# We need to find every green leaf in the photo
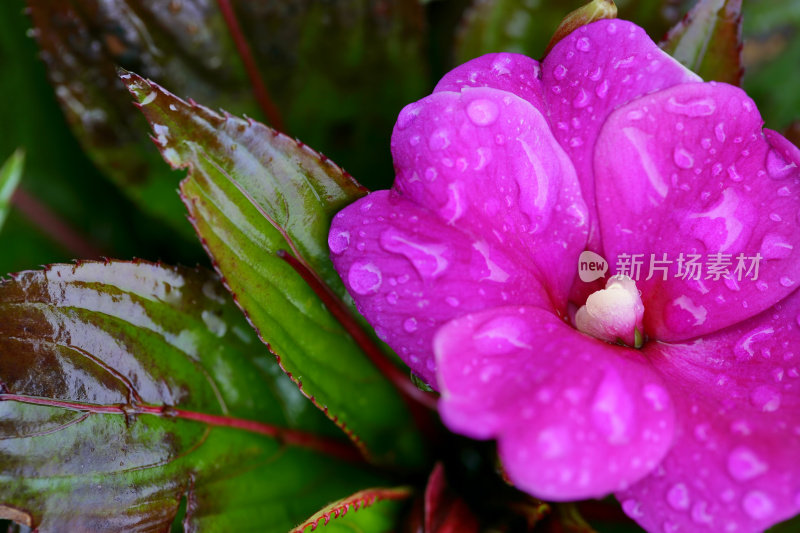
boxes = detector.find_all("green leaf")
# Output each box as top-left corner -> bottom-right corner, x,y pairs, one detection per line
0,149 -> 24,231
0,1 -> 201,273
661,0 -> 744,85
290,487 -> 412,533
122,73 -> 428,469
0,260 -> 384,531
27,0 -> 427,214
25,0 -> 260,238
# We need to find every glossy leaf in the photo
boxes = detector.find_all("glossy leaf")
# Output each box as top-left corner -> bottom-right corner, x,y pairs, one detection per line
291,487 -> 412,533
0,1 -> 201,274
27,0 -> 426,209
122,73 -> 428,469
0,149 -> 24,231
0,260 -> 384,531
25,0 -> 261,238
661,0 -> 743,85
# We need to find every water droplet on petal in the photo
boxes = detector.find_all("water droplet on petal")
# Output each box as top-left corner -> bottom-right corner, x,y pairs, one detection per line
403,317 -> 418,332
573,88 -> 591,109
715,123 -> 726,142
673,146 -> 694,169
397,103 -> 421,130
467,99 -> 499,126
742,491 -> 775,520
348,261 -> 382,295
591,371 -> 633,444
727,446 -> 768,481
329,230 -> 350,254
596,79 -> 609,98
472,315 -> 531,355
666,483 -> 690,510
759,233 -> 793,259
429,129 -> 451,150
642,384 -> 670,412
576,37 -> 591,51
666,96 -> 716,117
380,228 -> 450,280
691,501 -> 713,525
750,385 -> 781,412
767,149 -> 797,179
553,64 -> 567,80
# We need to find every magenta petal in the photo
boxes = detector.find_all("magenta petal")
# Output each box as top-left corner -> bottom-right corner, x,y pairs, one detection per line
433,52 -> 547,114
542,19 -> 700,250
618,291 -> 800,532
435,306 -> 675,500
329,190 -> 552,385
392,86 -> 588,310
595,81 -> 800,341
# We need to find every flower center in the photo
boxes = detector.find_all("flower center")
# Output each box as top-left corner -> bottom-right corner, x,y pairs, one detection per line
575,275 -> 644,348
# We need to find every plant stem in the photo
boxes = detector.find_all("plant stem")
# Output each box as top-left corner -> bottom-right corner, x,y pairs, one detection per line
216,0 -> 285,131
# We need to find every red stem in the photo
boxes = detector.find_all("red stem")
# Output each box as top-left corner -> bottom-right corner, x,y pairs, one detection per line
1,393 -> 363,463
216,0 -> 285,131
277,250 -> 438,412
11,188 -> 106,260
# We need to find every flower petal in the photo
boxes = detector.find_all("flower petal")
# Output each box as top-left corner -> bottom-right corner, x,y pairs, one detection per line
433,52 -> 546,113
435,306 -> 675,500
391,86 -> 588,310
618,290 -> 800,532
595,81 -> 800,341
542,19 -> 700,251
329,190 -> 551,385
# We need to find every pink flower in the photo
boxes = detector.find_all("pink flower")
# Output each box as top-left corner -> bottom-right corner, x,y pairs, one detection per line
329,19 -> 800,532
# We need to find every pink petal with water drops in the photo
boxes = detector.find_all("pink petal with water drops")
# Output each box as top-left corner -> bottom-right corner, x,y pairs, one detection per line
542,19 -> 700,252
329,190 -> 552,386
433,52 -> 547,114
594,81 -> 800,342
434,306 -> 675,500
391,86 -> 588,311
618,289 -> 800,532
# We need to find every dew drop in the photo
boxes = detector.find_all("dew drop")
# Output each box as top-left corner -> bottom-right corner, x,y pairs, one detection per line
750,385 -> 781,412
573,88 -> 590,109
666,483 -> 690,510
767,149 -> 797,179
759,233 -> 793,259
727,446 -> 768,481
576,37 -> 591,52
467,99 -> 500,126
673,146 -> 694,169
742,491 -> 775,520
553,64 -> 568,80
348,261 -> 382,295
329,230 -> 350,255
403,317 -> 418,333
715,122 -> 726,142
596,79 -> 609,98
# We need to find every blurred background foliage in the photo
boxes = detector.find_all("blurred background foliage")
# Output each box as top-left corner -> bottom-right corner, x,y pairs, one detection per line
0,0 -> 797,277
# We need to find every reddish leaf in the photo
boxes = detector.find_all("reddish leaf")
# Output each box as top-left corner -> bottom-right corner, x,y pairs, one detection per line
424,464 -> 480,533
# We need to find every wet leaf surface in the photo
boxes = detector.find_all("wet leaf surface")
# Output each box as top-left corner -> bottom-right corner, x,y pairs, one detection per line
123,73 -> 428,469
0,260 -> 383,531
